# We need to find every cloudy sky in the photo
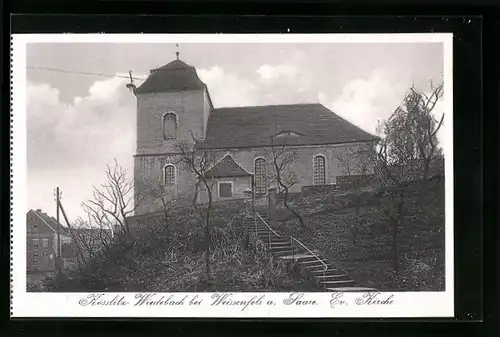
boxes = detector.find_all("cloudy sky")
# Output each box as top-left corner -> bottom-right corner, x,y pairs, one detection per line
27,42 -> 445,220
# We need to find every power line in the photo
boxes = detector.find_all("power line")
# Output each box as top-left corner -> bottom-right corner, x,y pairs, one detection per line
27,66 -> 146,81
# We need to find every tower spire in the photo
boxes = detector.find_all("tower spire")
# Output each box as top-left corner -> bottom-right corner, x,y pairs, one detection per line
175,44 -> 180,60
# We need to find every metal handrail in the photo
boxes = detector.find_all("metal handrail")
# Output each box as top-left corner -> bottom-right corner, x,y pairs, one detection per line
255,212 -> 328,291
256,213 -> 280,237
290,236 -> 328,272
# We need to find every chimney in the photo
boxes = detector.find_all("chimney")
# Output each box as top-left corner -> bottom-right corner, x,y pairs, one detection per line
36,209 -> 42,212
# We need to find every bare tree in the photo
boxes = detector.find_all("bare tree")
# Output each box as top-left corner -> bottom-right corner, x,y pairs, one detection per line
336,145 -> 376,244
143,176 -> 179,234
67,217 -> 112,265
82,159 -> 146,237
374,82 -> 444,273
175,136 -> 217,278
57,200 -> 112,269
267,136 -> 305,228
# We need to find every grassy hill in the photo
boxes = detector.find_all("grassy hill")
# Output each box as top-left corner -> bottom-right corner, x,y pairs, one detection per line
36,205 -> 318,292
273,180 -> 445,291
32,181 -> 445,293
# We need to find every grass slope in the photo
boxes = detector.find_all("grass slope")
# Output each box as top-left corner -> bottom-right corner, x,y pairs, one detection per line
35,207 -> 318,292
274,181 -> 445,291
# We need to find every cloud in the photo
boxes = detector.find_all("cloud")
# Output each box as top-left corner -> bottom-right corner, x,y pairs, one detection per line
321,70 -> 447,151
319,69 -> 410,135
27,76 -> 137,219
256,64 -> 299,82
198,66 -> 258,107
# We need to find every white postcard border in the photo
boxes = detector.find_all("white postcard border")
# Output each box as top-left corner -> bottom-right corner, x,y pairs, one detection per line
11,33 -> 454,318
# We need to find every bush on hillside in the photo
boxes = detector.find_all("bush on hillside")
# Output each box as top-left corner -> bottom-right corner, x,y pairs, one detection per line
42,207 -> 300,292
274,181 -> 445,291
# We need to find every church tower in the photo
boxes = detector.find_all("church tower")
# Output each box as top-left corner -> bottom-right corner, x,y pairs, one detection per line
133,54 -> 213,214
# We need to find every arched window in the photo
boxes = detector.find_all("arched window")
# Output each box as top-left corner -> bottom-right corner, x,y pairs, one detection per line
313,155 -> 326,185
163,164 -> 176,185
163,112 -> 178,140
254,158 -> 267,195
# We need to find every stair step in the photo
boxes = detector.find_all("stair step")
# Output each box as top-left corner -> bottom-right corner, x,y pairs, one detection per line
270,240 -> 290,244
315,274 -> 347,279
273,251 -> 294,256
309,266 -> 339,273
318,276 -> 352,283
270,242 -> 291,246
294,256 -> 324,262
299,259 -> 328,264
302,263 -> 329,269
326,287 -> 377,292
257,231 -> 278,236
271,246 -> 292,251
320,280 -> 356,286
278,253 -> 317,260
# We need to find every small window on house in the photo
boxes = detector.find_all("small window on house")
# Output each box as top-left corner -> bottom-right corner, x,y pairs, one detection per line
219,182 -> 233,198
32,253 -> 39,263
163,112 -> 178,140
254,158 -> 267,195
313,155 -> 326,185
32,224 -> 38,231
32,239 -> 39,248
163,164 -> 176,185
42,239 -> 49,248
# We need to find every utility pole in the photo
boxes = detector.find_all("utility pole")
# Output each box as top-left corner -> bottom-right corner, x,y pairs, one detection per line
55,187 -> 62,274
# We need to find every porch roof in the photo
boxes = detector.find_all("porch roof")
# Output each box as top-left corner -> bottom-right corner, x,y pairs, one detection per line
203,155 -> 252,179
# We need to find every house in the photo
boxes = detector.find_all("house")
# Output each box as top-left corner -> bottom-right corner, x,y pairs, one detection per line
26,209 -> 72,273
27,209 -> 113,273
132,57 -> 379,214
66,227 -> 113,258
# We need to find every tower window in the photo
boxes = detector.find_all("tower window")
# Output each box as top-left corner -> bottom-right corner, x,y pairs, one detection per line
163,164 -> 176,185
313,155 -> 326,185
254,158 -> 267,195
163,112 -> 178,140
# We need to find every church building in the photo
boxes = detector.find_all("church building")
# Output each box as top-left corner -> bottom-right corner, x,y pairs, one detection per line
132,56 -> 379,215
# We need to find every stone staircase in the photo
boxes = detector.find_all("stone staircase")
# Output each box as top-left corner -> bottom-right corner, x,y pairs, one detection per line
241,212 -> 376,292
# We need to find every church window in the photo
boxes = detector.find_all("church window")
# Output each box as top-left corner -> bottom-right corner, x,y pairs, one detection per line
163,112 -> 178,140
254,158 -> 267,195
163,164 -> 176,185
313,155 -> 326,185
219,182 -> 233,198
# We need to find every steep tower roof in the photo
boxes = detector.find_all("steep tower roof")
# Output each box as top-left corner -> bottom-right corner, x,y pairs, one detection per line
135,59 -> 207,94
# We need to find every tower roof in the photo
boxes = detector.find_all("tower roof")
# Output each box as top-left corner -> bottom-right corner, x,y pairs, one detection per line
135,59 -> 207,94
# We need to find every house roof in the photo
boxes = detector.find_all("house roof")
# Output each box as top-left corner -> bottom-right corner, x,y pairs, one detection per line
135,59 -> 207,94
29,209 -> 70,235
198,103 -> 379,149
203,154 -> 252,179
